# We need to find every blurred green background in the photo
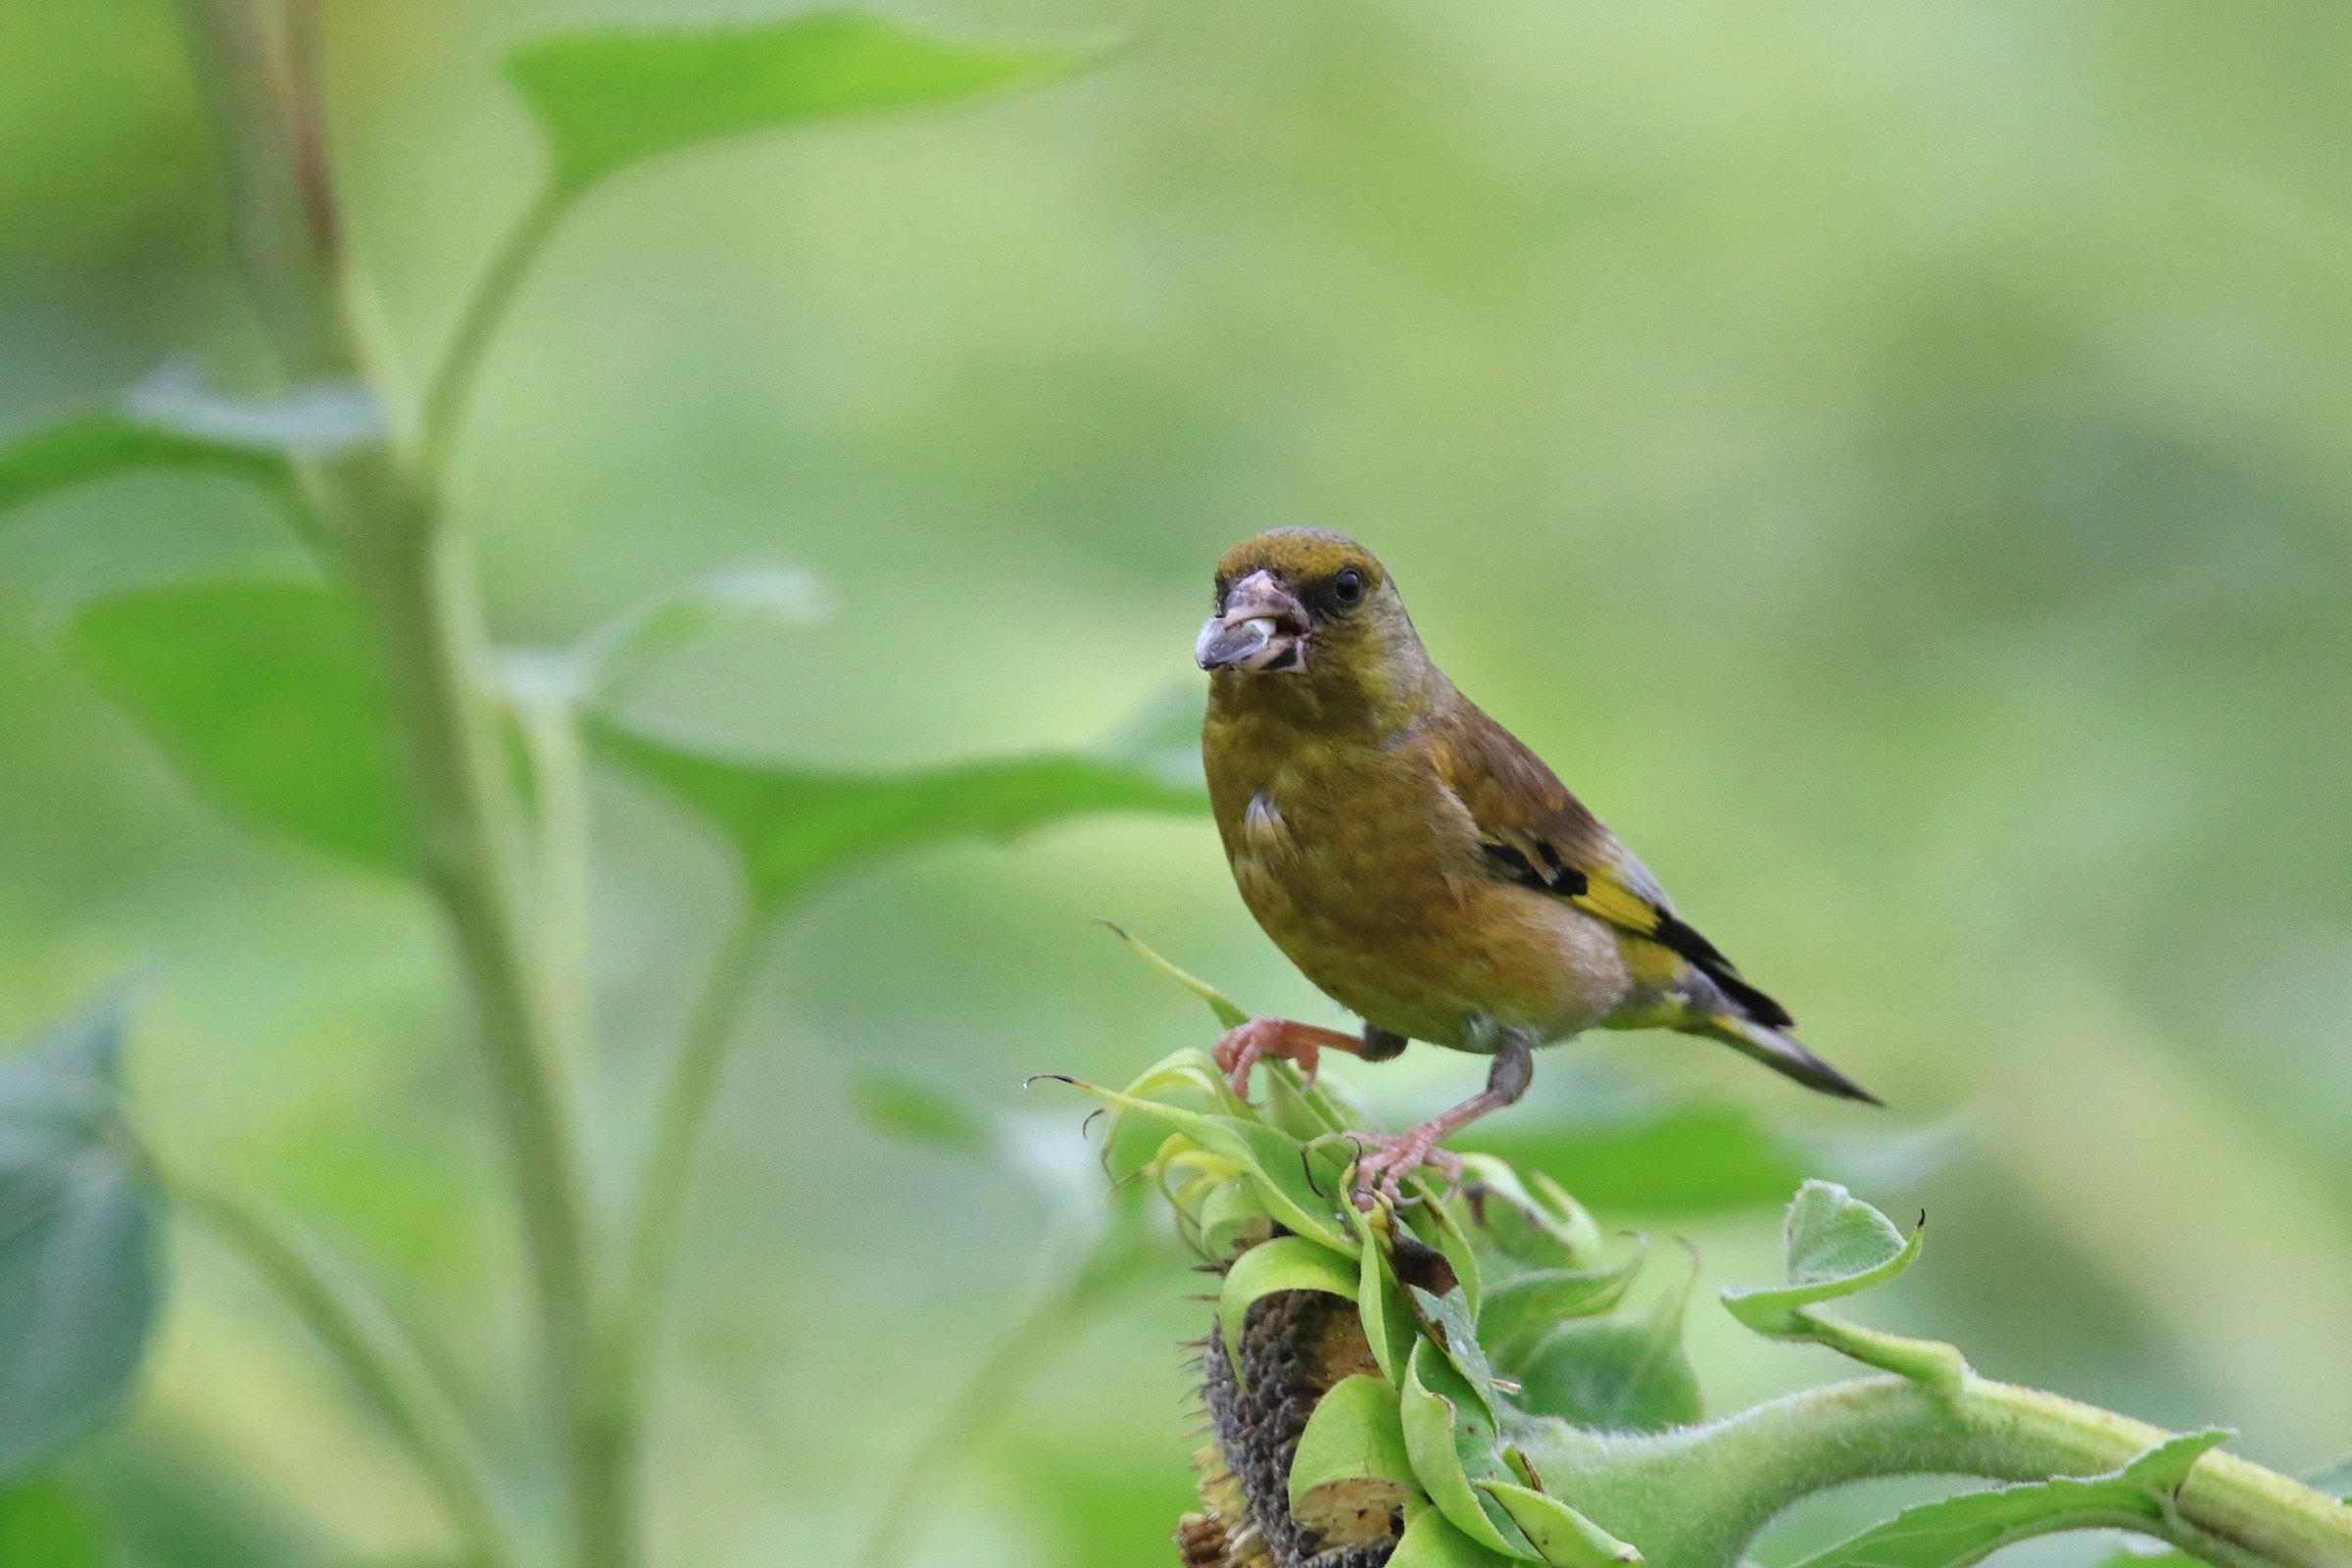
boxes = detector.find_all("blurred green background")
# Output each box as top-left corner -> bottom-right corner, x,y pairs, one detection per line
4,0 -> 2350,1564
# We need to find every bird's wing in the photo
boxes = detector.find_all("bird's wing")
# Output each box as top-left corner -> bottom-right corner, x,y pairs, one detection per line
1428,706 -> 1794,1029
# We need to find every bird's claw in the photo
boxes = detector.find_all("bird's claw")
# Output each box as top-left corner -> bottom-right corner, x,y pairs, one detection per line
1347,1130 -> 1464,1211
1213,1016 -> 1322,1102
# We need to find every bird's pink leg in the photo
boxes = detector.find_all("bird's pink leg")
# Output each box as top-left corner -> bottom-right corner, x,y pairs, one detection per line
1213,1016 -> 1369,1101
1351,1038 -> 1534,1209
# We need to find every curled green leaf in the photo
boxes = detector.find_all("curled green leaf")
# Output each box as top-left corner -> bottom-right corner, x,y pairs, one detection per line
1720,1182 -> 1966,1390
1720,1181 -> 1923,1336
1458,1156 -> 1604,1271
1390,1503 -> 1518,1568
1218,1236 -> 1358,1384
1476,1480 -> 1642,1568
1289,1373 -> 1415,1507
1401,1341 -> 1539,1559
1509,1253 -> 1703,1434
1479,1247 -> 1649,1375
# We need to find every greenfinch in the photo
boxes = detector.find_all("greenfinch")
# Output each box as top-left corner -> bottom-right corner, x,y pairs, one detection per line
1195,527 -> 1876,1204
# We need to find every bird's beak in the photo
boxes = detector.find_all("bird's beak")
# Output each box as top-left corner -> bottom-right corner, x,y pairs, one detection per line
1196,569 -> 1308,673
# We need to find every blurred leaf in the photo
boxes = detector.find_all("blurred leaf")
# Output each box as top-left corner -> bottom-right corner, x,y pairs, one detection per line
511,564 -> 832,713
849,1072 -> 993,1156
0,366 -> 384,522
70,580 -> 412,875
1094,681 -> 1206,791
122,365 -> 386,457
0,999 -> 162,1479
1101,922 -> 1248,1030
0,412 -> 288,517
1511,1256 -> 1703,1434
506,13 -> 1097,200
1459,1105 -> 1809,1217
0,1475 -> 107,1568
596,720 -> 1206,908
1788,1431 -> 2230,1568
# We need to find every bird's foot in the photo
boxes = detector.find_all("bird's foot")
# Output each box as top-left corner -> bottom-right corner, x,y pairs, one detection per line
1347,1127 -> 1466,1211
1213,1016 -> 1358,1102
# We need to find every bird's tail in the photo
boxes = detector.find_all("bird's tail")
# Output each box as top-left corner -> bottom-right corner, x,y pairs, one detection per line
1700,1011 -> 1883,1105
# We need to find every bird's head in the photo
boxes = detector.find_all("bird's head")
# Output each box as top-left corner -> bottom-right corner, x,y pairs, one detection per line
1197,528 -> 1432,720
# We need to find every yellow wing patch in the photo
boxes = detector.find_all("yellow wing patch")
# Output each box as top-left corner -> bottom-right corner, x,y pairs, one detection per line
1569,871 -> 1663,938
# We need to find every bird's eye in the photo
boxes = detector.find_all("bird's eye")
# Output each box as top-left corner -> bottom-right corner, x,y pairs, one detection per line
1332,567 -> 1365,605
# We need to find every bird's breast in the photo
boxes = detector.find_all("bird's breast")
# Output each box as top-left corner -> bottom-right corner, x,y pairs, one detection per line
1204,711 -> 1631,1049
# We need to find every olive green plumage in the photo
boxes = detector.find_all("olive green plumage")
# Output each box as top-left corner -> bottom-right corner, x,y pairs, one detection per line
1196,526 -> 1876,1107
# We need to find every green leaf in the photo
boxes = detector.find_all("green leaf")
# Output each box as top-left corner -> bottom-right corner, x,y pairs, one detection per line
595,720 -> 1206,908
1289,1373 -> 1415,1507
531,565 -> 831,710
0,368 -> 380,523
1410,1286 -> 1500,1425
1788,1431 -> 2231,1568
1479,1249 -> 1649,1375
506,13 -> 1097,200
1101,924 -> 1248,1030
0,999 -> 163,1478
1352,1208 -> 1419,1383
1510,1257 -> 1703,1434
1401,1341 -> 1539,1559
1390,1504 -> 1517,1568
1457,1156 -> 1605,1271
848,1073 -> 991,1156
1475,1480 -> 1642,1568
69,581 -> 412,875
1719,1182 -> 1967,1388
1720,1181 -> 1923,1336
1460,1104 -> 1811,1217
1218,1236 -> 1357,1383
0,413 -> 286,517
0,1476 -> 108,1568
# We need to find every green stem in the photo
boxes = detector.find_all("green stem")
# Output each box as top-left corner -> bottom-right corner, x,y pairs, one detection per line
422,187 -> 564,469
169,1174 -> 519,1568
625,902 -> 775,1339
852,1244 -> 1093,1568
1519,1373 -> 2352,1568
516,694 -> 600,1095
171,8 -> 638,1563
336,493 -> 635,1568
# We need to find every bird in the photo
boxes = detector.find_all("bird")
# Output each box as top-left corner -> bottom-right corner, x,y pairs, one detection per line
1194,526 -> 1877,1206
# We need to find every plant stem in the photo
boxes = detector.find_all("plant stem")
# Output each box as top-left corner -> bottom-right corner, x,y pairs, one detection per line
1519,1372 -> 2352,1568
170,7 -> 638,1562
853,1283 -> 1088,1568
422,187 -> 564,469
170,1175 -> 521,1568
625,902 -> 774,1339
336,489 -> 636,1568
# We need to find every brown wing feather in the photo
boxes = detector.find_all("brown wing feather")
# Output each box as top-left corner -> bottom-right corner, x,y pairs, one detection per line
1428,700 -> 1794,1030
